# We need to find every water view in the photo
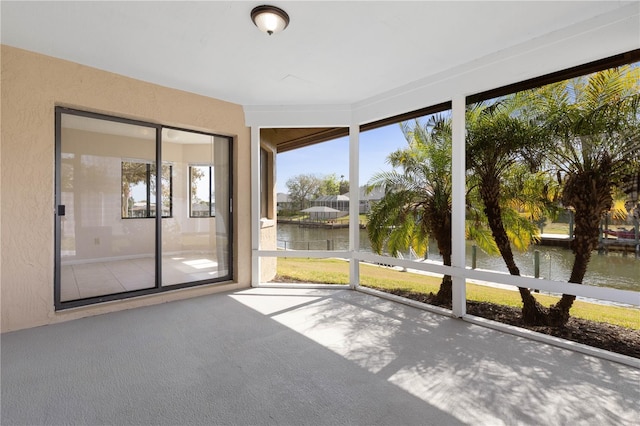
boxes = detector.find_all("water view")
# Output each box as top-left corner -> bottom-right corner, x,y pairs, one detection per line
277,223 -> 640,292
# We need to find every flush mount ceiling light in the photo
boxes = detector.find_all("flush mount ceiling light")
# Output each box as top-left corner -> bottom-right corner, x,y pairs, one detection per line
251,5 -> 290,35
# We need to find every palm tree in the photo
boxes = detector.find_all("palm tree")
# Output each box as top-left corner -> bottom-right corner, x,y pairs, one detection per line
536,65 -> 640,326
466,100 -> 551,325
121,162 -> 171,217
500,163 -> 562,233
465,165 -> 554,256
121,162 -> 149,217
465,187 -> 501,256
367,115 -> 453,304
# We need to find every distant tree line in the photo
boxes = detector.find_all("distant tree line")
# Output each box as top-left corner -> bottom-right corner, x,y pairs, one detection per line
285,173 -> 349,210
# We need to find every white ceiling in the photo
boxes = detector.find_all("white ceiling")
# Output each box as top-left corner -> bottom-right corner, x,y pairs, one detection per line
1,1 -> 637,109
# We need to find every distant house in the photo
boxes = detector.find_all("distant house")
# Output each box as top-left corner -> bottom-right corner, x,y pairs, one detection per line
301,206 -> 342,220
344,186 -> 385,213
191,202 -> 213,217
312,194 -> 349,212
306,187 -> 385,215
277,193 -> 293,212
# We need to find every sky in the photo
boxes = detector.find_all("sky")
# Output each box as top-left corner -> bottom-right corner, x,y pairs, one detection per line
276,122 -> 409,194
130,122 -> 408,202
129,118 -> 427,198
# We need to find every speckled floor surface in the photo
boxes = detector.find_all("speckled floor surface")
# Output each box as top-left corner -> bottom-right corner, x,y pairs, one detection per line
2,288 -> 638,425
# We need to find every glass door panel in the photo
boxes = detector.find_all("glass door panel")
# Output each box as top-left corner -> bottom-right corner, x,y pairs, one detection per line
58,112 -> 157,302
161,129 -> 231,286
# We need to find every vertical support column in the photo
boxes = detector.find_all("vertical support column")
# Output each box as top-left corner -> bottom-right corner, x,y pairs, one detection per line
251,126 -> 261,287
451,95 -> 466,317
214,137 -> 231,275
155,127 -> 162,289
349,122 -> 360,289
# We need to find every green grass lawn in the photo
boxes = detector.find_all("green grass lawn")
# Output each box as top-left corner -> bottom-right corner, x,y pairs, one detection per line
275,257 -> 640,330
541,222 -> 571,235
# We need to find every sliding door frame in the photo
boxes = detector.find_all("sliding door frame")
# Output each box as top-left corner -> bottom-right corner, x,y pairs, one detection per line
54,107 -> 233,310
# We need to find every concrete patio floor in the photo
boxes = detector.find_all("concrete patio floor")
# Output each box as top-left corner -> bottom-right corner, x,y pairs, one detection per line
2,287 -> 639,425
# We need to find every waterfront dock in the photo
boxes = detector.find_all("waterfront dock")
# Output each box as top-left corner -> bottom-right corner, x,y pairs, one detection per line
599,238 -> 640,255
537,233 -> 639,256
277,218 -> 365,229
538,233 -> 572,248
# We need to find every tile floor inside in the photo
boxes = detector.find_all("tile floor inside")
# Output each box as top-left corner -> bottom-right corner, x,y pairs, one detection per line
61,253 -> 226,301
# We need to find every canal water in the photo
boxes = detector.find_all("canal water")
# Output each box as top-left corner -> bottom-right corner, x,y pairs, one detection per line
277,223 -> 640,292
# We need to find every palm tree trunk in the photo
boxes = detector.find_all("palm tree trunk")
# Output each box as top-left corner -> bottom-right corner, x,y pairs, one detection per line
480,175 -> 520,274
549,177 -> 607,326
435,251 -> 452,305
122,184 -> 130,218
433,220 -> 452,305
480,174 -> 548,325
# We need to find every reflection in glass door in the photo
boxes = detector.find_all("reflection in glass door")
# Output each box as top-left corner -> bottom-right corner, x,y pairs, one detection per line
55,108 -> 233,308
56,111 -> 157,303
161,129 -> 231,286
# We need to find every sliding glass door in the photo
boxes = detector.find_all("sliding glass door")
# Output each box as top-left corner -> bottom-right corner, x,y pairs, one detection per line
55,108 -> 232,309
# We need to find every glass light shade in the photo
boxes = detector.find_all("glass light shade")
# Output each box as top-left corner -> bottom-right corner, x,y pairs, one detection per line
251,5 -> 289,35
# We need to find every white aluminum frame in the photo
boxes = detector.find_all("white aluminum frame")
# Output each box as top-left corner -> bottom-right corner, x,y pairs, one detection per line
451,95 -> 467,317
252,110 -> 640,308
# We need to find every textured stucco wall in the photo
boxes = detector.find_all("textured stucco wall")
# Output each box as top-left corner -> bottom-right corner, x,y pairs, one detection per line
260,223 -> 278,282
0,45 -> 251,332
259,141 -> 278,282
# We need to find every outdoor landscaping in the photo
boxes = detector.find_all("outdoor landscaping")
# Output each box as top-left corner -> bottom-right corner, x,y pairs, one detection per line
274,64 -> 640,358
273,257 -> 640,358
